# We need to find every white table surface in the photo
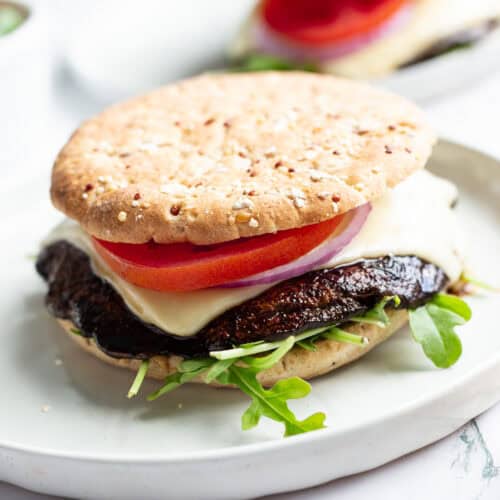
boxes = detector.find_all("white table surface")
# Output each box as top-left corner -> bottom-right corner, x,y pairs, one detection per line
2,1 -> 500,498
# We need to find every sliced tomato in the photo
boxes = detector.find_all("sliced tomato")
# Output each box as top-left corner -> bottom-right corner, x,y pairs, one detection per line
92,216 -> 344,292
261,0 -> 407,46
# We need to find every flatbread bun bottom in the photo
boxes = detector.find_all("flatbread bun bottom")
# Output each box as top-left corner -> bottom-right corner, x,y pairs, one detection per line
57,309 -> 408,387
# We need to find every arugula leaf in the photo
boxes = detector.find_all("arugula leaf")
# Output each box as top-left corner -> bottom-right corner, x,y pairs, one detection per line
143,297 -> 399,431
204,359 -> 236,383
147,358 -> 215,401
147,373 -> 191,401
431,293 -> 472,320
217,335 -> 325,436
322,326 -> 368,345
296,338 -> 318,352
295,326 -> 368,353
127,360 -> 150,399
351,296 -> 401,328
239,340 -> 265,348
223,366 -> 326,436
295,297 -> 397,352
242,335 -> 295,371
210,326 -> 329,360
145,333 -> 325,436
70,327 -> 84,336
211,297 -> 393,360
128,292 -> 472,437
179,358 -> 215,373
408,293 -> 470,368
233,53 -> 318,73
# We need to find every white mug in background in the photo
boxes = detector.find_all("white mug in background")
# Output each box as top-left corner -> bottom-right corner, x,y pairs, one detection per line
66,0 -> 254,103
0,0 -> 50,180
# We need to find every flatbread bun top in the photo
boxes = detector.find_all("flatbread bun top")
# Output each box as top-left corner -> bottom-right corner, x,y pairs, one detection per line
51,72 -> 435,245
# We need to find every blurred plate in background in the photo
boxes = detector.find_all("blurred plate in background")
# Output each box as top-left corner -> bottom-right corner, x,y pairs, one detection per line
379,30 -> 500,101
63,0 -> 500,103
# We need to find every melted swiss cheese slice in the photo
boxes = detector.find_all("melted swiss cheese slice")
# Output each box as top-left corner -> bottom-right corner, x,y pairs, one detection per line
43,170 -> 464,337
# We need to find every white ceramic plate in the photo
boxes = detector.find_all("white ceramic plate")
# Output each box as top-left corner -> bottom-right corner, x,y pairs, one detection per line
1,140 -> 500,500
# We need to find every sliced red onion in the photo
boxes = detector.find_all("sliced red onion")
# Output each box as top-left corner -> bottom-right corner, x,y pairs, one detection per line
252,5 -> 412,63
220,203 -> 371,288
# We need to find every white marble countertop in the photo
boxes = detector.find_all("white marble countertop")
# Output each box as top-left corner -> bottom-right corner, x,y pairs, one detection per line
2,1 -> 500,498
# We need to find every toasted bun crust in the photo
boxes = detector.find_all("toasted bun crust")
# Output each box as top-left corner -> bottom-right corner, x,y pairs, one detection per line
57,310 -> 408,387
51,72 -> 434,245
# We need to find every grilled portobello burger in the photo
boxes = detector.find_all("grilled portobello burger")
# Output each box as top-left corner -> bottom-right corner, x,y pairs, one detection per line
36,72 -> 471,436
